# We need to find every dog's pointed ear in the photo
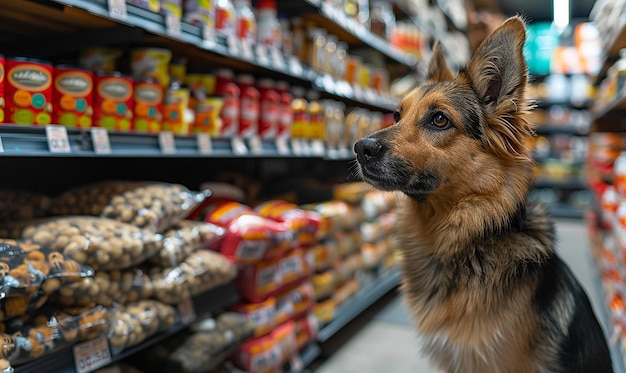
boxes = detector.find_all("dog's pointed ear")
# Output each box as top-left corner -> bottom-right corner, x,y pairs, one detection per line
427,41 -> 454,82
466,16 -> 527,108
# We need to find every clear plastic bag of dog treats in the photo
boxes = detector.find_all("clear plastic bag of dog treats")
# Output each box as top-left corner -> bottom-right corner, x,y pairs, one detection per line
21,216 -> 162,271
0,239 -> 95,299
150,221 -> 227,267
0,291 -> 48,322
150,250 -> 237,304
56,268 -> 153,308
108,300 -> 178,356
0,190 -> 51,223
52,181 -> 209,233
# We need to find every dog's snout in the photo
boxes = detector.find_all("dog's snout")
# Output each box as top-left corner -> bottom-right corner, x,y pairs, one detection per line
355,137 -> 384,163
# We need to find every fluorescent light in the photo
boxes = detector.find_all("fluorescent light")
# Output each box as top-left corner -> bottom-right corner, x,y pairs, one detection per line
553,0 -> 570,30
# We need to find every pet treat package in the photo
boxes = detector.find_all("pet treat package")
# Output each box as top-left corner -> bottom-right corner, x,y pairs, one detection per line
254,200 -> 322,248
108,300 -> 178,355
51,181 -> 208,233
0,292 -> 48,322
232,320 -> 297,373
0,190 -> 51,222
301,200 -> 364,238
360,212 -> 396,243
274,280 -> 315,326
204,202 -> 290,263
149,250 -> 237,304
231,297 -> 277,337
20,216 -> 162,271
2,305 -> 109,365
0,239 -> 94,299
55,268 -> 153,308
150,220 -> 226,267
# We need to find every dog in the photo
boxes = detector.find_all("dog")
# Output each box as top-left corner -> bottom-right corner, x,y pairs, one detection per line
354,16 -> 613,373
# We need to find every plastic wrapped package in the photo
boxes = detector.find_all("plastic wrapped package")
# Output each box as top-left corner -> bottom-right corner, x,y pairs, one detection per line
294,314 -> 318,349
313,298 -> 336,325
0,190 -> 51,222
231,297 -> 276,337
204,202 -> 290,263
150,250 -> 237,304
21,216 -> 162,271
312,271 -> 336,300
301,200 -> 364,237
51,181 -> 208,232
232,333 -> 279,373
0,239 -> 94,299
5,305 -> 109,366
360,190 -> 396,219
237,259 -> 279,303
0,360 -> 12,373
254,200 -> 322,248
108,300 -> 178,355
0,292 -> 48,322
360,212 -> 397,243
332,182 -> 372,204
332,229 -> 363,258
150,220 -> 226,267
274,280 -> 314,326
56,268 -> 153,307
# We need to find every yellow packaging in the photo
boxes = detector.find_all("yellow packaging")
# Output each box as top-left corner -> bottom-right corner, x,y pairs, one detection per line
193,96 -> 224,135
130,47 -> 172,87
129,0 -> 160,12
163,85 -> 191,134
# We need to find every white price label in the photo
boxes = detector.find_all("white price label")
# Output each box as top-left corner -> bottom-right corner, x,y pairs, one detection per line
107,0 -> 127,19
159,131 -> 177,154
0,135 -> 4,153
240,41 -> 254,60
46,126 -> 71,153
231,137 -> 248,156
248,136 -> 263,155
91,128 -> 111,154
271,48 -> 285,70
202,25 -> 215,43
196,133 -> 212,155
73,336 -> 112,373
227,36 -> 240,56
165,14 -> 182,37
178,297 -> 196,324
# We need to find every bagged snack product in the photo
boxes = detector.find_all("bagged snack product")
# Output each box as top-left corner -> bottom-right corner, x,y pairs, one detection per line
302,200 -> 364,237
0,292 -> 48,322
231,297 -> 276,337
52,181 -> 208,232
21,216 -> 162,271
254,200 -> 322,248
150,250 -> 237,304
0,239 -> 94,299
0,190 -> 51,222
108,300 -> 177,355
204,202 -> 290,263
150,220 -> 226,267
56,268 -> 153,307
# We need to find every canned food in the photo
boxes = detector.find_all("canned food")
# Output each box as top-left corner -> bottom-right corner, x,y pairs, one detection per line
163,83 -> 190,134
93,72 -> 134,131
5,57 -> 53,125
53,65 -> 93,128
133,79 -> 163,133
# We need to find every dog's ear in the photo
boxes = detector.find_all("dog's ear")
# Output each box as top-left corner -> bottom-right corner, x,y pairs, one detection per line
427,41 -> 454,82
466,16 -> 527,108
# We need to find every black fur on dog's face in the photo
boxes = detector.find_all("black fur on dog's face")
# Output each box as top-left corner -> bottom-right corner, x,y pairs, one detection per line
354,18 -> 535,203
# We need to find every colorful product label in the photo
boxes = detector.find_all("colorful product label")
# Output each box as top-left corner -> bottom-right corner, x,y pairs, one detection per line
239,96 -> 259,138
6,61 -> 53,125
220,94 -> 239,138
194,97 -> 224,136
94,75 -> 134,131
0,57 -> 4,123
162,88 -> 190,134
133,82 -> 163,133
53,68 -> 93,128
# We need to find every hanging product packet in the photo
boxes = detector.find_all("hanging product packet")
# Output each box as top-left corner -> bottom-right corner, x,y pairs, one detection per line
51,181 -> 209,233
20,216 -> 162,271
0,239 -> 94,299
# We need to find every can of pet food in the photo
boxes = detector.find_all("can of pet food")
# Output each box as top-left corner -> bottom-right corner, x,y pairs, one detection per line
0,55 -> 5,123
93,72 -> 134,131
53,65 -> 93,128
5,57 -> 53,125
133,79 -> 163,133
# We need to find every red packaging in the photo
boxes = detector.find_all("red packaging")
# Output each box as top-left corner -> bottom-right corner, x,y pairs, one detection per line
204,201 -> 289,262
219,82 -> 240,138
275,280 -> 314,325
255,200 -> 321,248
237,258 -> 280,302
257,79 -> 280,140
0,55 -> 5,123
215,69 -> 234,95
6,57 -> 53,125
133,79 -> 163,133
278,91 -> 293,142
93,72 -> 134,131
237,75 -> 260,139
295,314 -> 319,349
53,65 -> 93,128
233,333 -> 279,373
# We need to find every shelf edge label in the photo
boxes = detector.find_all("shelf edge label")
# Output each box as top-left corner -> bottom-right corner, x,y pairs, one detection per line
196,133 -> 212,155
73,336 -> 112,373
159,131 -> 177,154
107,0 -> 128,19
46,125 -> 71,153
0,135 -> 4,153
91,128 -> 111,154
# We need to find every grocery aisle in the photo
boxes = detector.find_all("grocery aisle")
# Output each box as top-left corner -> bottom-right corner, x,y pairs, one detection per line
312,218 -> 608,373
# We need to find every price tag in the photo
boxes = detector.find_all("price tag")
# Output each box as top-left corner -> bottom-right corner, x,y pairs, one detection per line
248,136 -> 263,155
270,48 -> 285,70
178,297 -> 197,324
255,45 -> 271,67
231,137 -> 248,155
159,131 -> 176,154
73,336 -> 112,373
290,354 -> 305,373
276,138 -> 290,156
196,133 -> 212,155
202,25 -> 215,44
165,14 -> 182,37
46,126 -> 71,153
240,41 -> 254,60
311,139 -> 326,157
107,0 -> 127,19
0,135 -> 4,153
91,128 -> 111,154
227,36 -> 240,57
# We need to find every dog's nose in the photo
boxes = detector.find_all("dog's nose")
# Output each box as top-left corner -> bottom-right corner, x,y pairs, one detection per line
354,137 -> 384,163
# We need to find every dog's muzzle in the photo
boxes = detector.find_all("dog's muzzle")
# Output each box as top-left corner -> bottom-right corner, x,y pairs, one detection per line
354,137 -> 384,164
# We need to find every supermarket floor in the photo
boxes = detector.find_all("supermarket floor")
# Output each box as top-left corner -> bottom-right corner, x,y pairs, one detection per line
310,218 -> 611,373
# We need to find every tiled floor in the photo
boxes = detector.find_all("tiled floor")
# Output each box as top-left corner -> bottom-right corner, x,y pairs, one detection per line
313,218 -> 609,373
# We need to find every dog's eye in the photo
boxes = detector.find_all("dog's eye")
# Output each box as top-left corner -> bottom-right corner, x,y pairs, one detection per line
394,111 -> 400,123
431,112 -> 450,128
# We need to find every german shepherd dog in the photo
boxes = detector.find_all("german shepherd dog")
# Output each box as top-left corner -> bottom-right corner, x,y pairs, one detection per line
354,17 -> 613,373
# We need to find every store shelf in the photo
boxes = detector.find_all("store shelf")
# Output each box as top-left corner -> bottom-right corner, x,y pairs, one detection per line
534,125 -> 589,136
591,93 -> 626,123
534,178 -> 587,190
14,281 -> 240,373
594,13 -> 626,85
0,125 -> 356,160
316,267 -> 401,343
285,342 -> 322,373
